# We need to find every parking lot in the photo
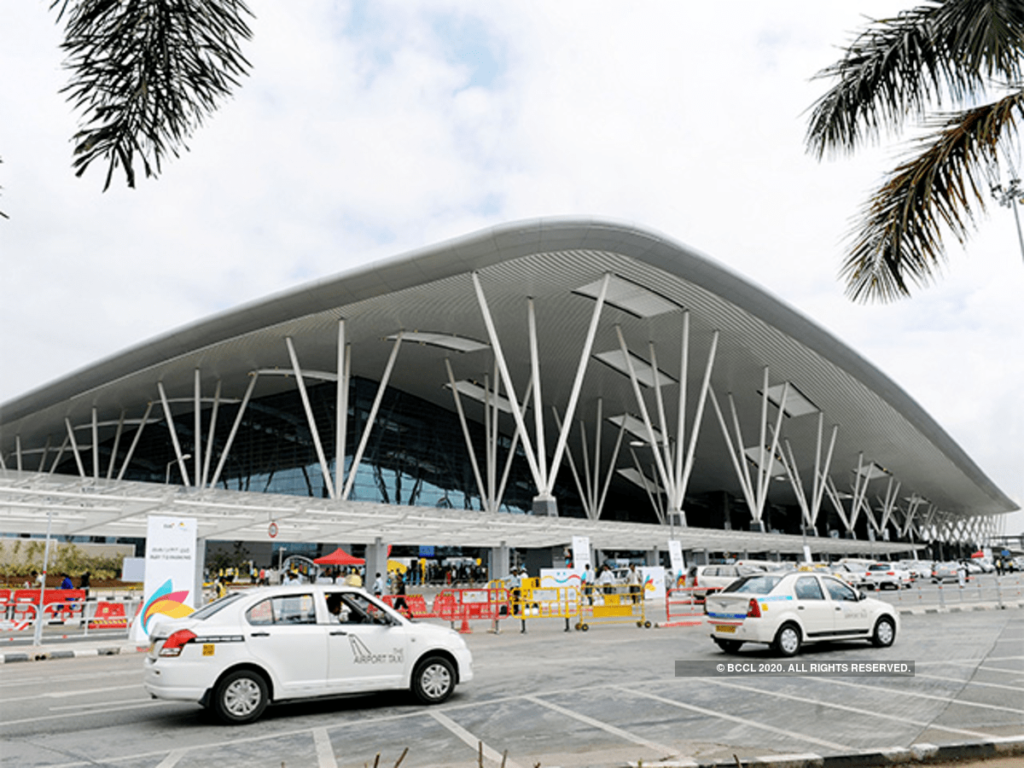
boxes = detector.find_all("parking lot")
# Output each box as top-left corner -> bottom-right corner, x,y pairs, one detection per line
2,599 -> 1022,768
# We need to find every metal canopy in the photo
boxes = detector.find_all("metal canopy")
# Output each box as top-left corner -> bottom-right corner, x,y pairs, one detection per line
0,470 -> 911,557
0,218 -> 1015,547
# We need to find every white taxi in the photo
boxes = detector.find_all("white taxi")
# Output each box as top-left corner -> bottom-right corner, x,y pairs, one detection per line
144,586 -> 473,723
705,571 -> 898,657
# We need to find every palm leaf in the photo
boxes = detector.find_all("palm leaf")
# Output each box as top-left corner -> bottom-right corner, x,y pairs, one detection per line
52,0 -> 254,190
842,89 -> 1024,302
806,0 -> 1024,159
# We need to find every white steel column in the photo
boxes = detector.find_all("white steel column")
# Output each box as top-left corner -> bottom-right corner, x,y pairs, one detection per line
286,337 -> 337,500
708,389 -> 758,517
106,411 -> 125,479
614,325 -> 674,502
64,417 -> 86,479
193,369 -> 202,490
675,328 -> 718,518
117,402 -> 154,481
158,381 -> 192,487
527,298 -> 548,492
91,407 -> 100,479
14,435 -> 22,471
334,320 -> 349,495
201,379 -> 222,489
445,358 -> 488,510
545,273 -> 611,497
471,272 -> 542,487
48,436 -> 69,475
209,373 -> 258,489
341,332 -> 403,500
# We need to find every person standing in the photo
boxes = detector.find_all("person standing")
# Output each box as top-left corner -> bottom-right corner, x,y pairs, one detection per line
80,570 -> 91,598
626,563 -> 642,604
392,572 -> 412,618
373,572 -> 385,597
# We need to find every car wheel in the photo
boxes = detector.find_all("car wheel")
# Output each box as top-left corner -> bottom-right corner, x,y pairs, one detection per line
412,656 -> 456,704
713,638 -> 743,654
773,623 -> 801,657
213,669 -> 269,724
871,616 -> 896,648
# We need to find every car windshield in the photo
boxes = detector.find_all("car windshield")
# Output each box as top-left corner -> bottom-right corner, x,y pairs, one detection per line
721,574 -> 784,594
189,591 -> 245,621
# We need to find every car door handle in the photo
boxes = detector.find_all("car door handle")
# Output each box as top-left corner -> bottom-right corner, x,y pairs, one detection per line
330,630 -> 348,636
797,605 -> 805,610
835,606 -> 842,611
250,632 -> 270,637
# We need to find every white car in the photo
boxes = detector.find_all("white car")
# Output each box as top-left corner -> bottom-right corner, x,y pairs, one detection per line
827,561 -> 870,588
705,571 -> 898,657
863,562 -> 913,590
144,586 -> 473,724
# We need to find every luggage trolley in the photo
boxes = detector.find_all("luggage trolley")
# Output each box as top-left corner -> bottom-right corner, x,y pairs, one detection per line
579,583 -> 650,630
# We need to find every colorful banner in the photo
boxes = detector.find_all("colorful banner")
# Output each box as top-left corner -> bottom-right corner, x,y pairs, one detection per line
668,539 -> 685,589
130,516 -> 198,643
640,566 -> 666,601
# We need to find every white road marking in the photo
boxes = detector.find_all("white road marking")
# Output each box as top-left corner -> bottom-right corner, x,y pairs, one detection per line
524,694 -> 676,756
49,697 -> 151,711
616,686 -> 851,752
702,678 -> 991,739
154,749 -> 187,768
915,672 -> 1024,692
2,684 -> 143,704
312,727 -> 338,768
430,710 -> 523,768
825,677 -> 1024,714
1,700 -> 168,727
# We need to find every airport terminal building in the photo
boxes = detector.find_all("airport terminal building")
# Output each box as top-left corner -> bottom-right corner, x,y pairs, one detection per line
0,219 -> 1015,572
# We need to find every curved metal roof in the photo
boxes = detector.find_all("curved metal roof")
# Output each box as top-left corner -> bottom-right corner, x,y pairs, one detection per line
0,217 -> 1014,529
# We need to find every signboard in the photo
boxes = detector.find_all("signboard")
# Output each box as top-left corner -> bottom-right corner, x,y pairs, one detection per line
539,568 -> 585,590
667,539 -> 685,589
130,516 -> 198,643
640,566 -> 666,602
571,536 -> 591,569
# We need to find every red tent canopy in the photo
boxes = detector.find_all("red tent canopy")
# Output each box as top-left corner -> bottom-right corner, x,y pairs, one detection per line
970,550 -> 985,559
313,548 -> 365,566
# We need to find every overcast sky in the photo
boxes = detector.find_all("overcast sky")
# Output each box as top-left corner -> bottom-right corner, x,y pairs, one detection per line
2,1 -> 1021,532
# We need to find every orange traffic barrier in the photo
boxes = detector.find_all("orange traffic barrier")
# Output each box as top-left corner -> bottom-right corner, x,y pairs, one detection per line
88,601 -> 129,629
433,587 -> 511,633
380,594 -> 436,618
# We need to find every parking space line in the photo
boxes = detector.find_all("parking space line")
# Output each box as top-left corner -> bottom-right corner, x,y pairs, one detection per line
155,749 -> 187,768
429,710 -> 523,768
916,672 -> 1024,692
701,678 -> 991,739
1,700 -> 168,727
616,686 -> 851,752
524,694 -> 675,756
49,697 -> 151,711
825,677 -> 1024,714
312,727 -> 338,768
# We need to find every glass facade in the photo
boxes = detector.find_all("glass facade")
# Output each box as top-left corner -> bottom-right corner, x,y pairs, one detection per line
63,378 -> 650,521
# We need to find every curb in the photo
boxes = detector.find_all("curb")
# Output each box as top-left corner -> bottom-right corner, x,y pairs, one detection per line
0,643 -> 146,664
630,736 -> 1024,767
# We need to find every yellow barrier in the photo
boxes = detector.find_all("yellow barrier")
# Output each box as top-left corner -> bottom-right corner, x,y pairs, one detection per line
512,584 -> 582,632
581,584 -> 650,630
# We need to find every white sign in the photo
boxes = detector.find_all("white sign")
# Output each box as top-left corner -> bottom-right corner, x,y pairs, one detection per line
640,566 -> 666,602
571,536 -> 591,569
130,516 -> 198,642
539,568 -> 586,590
667,540 -> 686,589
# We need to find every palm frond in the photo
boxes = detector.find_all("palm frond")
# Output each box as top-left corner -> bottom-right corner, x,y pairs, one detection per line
806,0 -> 1024,159
52,0 -> 254,190
842,89 -> 1024,302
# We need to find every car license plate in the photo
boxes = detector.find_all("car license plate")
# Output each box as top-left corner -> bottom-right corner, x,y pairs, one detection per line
715,625 -> 736,633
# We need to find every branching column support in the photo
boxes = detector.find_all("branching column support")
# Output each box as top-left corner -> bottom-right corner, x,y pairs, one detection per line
106,411 -> 126,480
286,336 -> 337,500
552,398 -> 627,521
158,380 -> 191,487
91,407 -> 100,480
334,319 -> 350,496
193,369 -> 203,490
116,402 -> 153,481
777,415 -> 838,532
341,333 -> 403,501
201,380 -> 223,489
209,374 -> 258,490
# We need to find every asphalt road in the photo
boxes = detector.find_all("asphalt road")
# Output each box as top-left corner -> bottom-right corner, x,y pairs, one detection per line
1,606 -> 1022,768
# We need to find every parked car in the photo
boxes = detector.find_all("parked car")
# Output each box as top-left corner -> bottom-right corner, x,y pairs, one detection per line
898,560 -> 931,580
144,586 -> 473,724
704,571 -> 898,657
930,561 -> 964,583
864,562 -> 912,590
685,564 -> 764,597
828,561 -> 870,589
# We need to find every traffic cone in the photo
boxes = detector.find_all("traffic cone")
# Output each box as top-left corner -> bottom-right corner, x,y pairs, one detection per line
458,615 -> 472,634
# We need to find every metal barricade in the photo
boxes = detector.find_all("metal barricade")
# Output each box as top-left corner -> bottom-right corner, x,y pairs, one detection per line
433,587 -> 511,633
580,584 -> 649,630
659,586 -> 712,628
380,593 -> 436,618
512,584 -> 582,632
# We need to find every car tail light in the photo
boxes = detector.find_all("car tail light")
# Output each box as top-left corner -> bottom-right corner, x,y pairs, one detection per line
746,598 -> 761,618
159,629 -> 197,657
